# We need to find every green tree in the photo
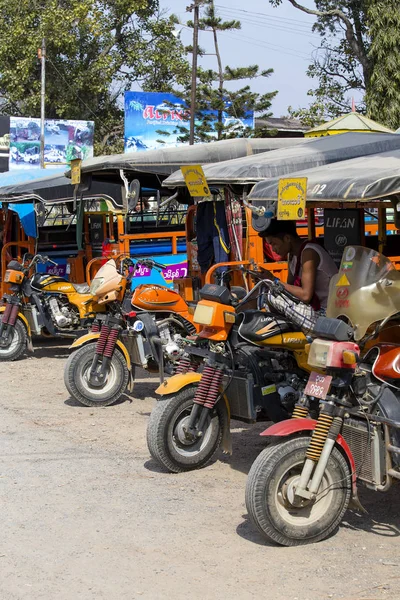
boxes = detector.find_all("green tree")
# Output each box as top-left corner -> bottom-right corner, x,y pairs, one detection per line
270,1 -> 371,125
365,2 -> 400,129
0,0 -> 191,153
165,0 -> 277,143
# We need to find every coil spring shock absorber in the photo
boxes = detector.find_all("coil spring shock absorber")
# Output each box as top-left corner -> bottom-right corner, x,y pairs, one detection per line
305,410 -> 334,462
8,303 -> 20,327
91,320 -> 101,334
292,394 -> 310,419
187,365 -> 224,436
175,354 -> 199,374
95,324 -> 110,355
0,302 -> 13,339
89,323 -> 111,384
103,327 -> 119,358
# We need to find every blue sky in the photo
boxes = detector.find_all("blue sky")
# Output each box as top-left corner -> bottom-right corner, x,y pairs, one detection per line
159,0 -> 320,117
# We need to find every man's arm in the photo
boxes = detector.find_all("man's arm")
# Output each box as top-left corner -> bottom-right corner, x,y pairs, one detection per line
281,248 -> 319,303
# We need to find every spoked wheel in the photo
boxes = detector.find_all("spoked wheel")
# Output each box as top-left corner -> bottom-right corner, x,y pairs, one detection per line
0,317 -> 28,361
245,437 -> 352,546
64,343 -> 130,407
146,385 -> 224,473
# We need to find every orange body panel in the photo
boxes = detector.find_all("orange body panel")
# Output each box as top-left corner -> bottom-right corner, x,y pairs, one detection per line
373,344 -> 400,385
4,269 -> 25,284
132,284 -> 189,312
197,300 -> 235,341
131,283 -> 200,332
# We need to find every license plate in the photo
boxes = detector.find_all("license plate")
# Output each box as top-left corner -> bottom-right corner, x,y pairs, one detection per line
304,371 -> 332,400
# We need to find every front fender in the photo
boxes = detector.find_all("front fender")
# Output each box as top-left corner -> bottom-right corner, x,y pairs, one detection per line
155,372 -> 202,395
70,332 -> 131,371
0,306 -> 31,337
260,418 -> 357,495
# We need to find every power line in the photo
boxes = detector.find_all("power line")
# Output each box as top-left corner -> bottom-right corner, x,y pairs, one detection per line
215,4 -> 316,27
221,31 -> 311,61
216,10 -> 321,39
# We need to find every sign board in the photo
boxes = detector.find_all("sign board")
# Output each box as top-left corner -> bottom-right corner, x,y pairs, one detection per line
277,178 -> 307,220
124,91 -> 254,152
180,165 -> 211,198
9,117 -> 94,170
70,158 -> 82,185
324,209 -> 361,267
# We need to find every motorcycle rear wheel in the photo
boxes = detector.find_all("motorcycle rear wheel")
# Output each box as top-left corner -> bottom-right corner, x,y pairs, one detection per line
64,343 -> 130,407
245,437 -> 351,546
0,317 -> 27,361
146,385 -> 223,473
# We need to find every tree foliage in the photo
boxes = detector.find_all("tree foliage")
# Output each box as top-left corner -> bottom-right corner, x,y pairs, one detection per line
270,1 -> 370,125
0,0 -> 191,153
366,2 -> 400,129
170,0 -> 278,143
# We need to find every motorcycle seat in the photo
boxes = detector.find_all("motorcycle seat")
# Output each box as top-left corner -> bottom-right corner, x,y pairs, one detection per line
73,283 -> 90,294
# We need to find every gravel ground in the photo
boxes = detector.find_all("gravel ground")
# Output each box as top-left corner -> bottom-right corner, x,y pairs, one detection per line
1,340 -> 399,600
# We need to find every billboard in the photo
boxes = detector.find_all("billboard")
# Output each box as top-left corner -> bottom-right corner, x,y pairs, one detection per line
9,117 -> 94,170
0,116 -> 10,173
124,91 -> 254,152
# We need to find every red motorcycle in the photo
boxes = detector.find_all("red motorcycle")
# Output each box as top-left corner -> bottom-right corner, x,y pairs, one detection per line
246,246 -> 400,546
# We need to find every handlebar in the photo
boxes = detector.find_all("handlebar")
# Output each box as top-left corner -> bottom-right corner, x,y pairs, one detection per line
25,253 -> 58,270
239,268 -> 302,306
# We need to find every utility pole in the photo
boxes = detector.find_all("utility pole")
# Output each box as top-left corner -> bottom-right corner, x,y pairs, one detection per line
188,0 -> 200,145
39,38 -> 46,168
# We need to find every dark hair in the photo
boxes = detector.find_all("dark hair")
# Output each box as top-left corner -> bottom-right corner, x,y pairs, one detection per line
258,219 -> 298,239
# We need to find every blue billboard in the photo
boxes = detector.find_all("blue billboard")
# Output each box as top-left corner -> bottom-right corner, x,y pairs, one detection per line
124,91 -> 254,152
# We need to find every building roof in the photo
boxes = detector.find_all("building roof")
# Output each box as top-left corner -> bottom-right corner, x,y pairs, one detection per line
306,112 -> 394,137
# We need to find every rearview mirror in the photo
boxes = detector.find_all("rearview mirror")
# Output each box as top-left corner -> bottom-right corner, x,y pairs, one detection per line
128,179 -> 140,211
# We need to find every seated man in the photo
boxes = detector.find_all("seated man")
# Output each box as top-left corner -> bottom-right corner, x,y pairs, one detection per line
258,219 -> 338,332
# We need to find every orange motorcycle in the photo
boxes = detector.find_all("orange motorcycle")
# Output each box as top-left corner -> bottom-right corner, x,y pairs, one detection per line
64,258 -> 200,407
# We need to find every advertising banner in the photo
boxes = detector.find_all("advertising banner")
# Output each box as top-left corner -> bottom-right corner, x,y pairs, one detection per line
324,209 -> 361,267
0,116 -> 10,173
9,117 -> 94,170
124,91 -> 254,152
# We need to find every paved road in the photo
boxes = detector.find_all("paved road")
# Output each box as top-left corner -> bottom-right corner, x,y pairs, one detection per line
1,341 -> 399,600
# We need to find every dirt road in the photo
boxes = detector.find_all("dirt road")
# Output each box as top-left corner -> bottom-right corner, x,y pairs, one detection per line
1,340 -> 399,600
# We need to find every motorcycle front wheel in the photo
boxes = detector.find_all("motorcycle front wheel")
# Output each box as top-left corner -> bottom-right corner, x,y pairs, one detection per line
245,437 -> 351,546
146,385 -> 223,473
64,343 -> 130,407
0,317 -> 27,361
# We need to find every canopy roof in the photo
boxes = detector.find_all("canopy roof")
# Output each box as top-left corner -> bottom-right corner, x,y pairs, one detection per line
163,132 -> 400,187
72,137 -> 307,179
305,112 -> 393,137
0,171 -> 125,210
248,147 -> 400,204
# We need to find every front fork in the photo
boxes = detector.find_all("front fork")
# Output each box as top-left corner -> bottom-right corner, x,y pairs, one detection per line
88,316 -> 122,387
0,298 -> 21,347
295,402 -> 344,500
183,359 -> 225,440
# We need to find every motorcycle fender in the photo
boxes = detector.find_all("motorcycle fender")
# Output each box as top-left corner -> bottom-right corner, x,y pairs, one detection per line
0,306 -> 31,337
156,372 -> 202,395
156,373 -> 232,454
260,418 -> 357,495
69,333 -> 132,371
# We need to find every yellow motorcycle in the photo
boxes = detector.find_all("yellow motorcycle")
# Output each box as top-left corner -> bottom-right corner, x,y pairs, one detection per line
0,254 -> 110,360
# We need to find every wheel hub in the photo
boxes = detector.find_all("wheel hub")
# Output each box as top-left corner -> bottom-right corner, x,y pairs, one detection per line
175,416 -> 198,446
282,475 -> 311,508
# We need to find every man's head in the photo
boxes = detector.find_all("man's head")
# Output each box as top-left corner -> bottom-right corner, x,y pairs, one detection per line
259,219 -> 298,259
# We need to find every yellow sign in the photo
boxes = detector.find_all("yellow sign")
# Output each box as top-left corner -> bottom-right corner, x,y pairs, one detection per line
277,177 -> 307,220
71,158 -> 82,185
180,165 -> 211,198
336,273 -> 350,287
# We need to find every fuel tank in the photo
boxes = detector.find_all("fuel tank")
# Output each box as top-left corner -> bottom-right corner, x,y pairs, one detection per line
131,284 -> 189,313
30,273 -> 76,294
238,310 -> 307,349
372,344 -> 400,390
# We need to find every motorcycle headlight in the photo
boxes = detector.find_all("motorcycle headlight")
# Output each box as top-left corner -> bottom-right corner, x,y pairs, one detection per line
194,304 -> 215,325
90,277 -> 105,295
